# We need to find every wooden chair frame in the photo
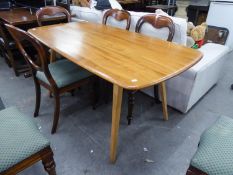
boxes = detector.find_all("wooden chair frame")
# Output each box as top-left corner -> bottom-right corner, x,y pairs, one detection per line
186,165 -> 208,175
127,14 -> 175,124
36,6 -> 71,27
135,14 -> 175,41
102,9 -> 131,30
1,146 -> 56,175
6,24 -> 94,134
36,6 -> 71,62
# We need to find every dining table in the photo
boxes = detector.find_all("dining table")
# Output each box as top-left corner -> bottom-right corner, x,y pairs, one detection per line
0,8 -> 37,26
28,21 -> 203,163
0,8 -> 75,27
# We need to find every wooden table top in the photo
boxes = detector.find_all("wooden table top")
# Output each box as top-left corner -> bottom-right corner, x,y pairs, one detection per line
0,8 -> 36,25
0,8 -> 75,26
28,22 -> 203,90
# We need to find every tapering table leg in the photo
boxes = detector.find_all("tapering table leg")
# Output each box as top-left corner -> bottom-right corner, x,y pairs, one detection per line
110,84 -> 123,163
159,82 -> 168,121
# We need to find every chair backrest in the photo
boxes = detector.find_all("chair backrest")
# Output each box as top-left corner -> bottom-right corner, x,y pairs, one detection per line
5,24 -> 57,86
135,14 -> 175,42
102,9 -> 131,30
36,6 -> 71,27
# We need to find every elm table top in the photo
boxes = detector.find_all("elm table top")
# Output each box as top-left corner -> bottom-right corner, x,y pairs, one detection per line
28,22 -> 202,90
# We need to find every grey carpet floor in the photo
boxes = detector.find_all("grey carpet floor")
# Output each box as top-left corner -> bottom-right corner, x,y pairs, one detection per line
0,50 -> 233,175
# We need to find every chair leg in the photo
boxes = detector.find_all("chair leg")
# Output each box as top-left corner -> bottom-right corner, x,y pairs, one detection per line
11,62 -> 19,76
34,80 -> 41,117
159,82 -> 168,121
154,85 -> 160,103
49,91 -> 53,98
1,51 -> 12,67
42,148 -> 56,175
70,90 -> 75,96
7,51 -> 19,76
92,77 -> 99,110
51,92 -> 60,134
127,91 -> 136,125
103,80 -> 109,104
4,56 -> 12,67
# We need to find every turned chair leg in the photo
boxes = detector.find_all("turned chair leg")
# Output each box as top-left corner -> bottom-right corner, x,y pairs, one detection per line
49,91 -> 53,98
8,51 -> 19,77
127,91 -> 136,125
154,85 -> 160,103
70,89 -> 75,96
11,62 -> 19,76
5,58 -> 12,67
51,92 -> 60,134
102,80 -> 111,104
42,148 -> 56,175
34,80 -> 41,117
92,77 -> 99,110
2,52 -> 12,67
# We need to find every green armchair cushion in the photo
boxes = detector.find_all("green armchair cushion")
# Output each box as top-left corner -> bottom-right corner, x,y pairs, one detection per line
0,107 -> 50,173
191,116 -> 233,175
36,59 -> 92,88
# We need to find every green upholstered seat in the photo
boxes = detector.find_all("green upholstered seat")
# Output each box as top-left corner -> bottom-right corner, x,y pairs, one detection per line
0,107 -> 50,173
191,116 -> 233,175
36,59 -> 92,88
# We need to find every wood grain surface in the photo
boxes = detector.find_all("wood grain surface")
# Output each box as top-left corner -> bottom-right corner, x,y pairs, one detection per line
28,22 -> 203,90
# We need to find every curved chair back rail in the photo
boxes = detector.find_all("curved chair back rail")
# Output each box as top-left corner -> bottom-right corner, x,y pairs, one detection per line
36,6 -> 71,27
5,24 -> 57,87
102,9 -> 131,30
135,14 -> 175,42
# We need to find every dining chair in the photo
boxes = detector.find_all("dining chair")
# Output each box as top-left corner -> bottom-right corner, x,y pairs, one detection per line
0,21 -> 29,76
0,107 -> 56,175
127,14 -> 175,125
186,115 -> 233,175
36,6 -> 71,63
36,6 -> 71,27
6,24 -> 94,134
102,9 -> 131,30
